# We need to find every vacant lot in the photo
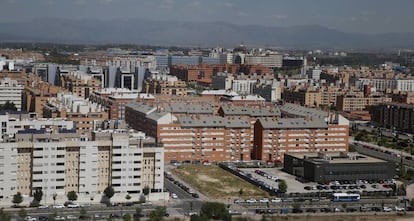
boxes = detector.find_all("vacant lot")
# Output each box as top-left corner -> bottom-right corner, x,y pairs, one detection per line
172,165 -> 269,199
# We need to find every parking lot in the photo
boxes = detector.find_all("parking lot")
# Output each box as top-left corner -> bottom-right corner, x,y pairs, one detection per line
239,167 -> 397,194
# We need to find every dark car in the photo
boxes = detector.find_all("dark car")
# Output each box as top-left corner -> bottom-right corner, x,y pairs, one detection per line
292,208 -> 303,213
346,208 -> 358,212
371,207 -> 381,212
320,208 -> 332,213
191,193 -> 199,198
306,208 -> 317,213
38,216 -> 49,221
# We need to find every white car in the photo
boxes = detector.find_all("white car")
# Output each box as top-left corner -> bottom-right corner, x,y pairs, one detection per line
53,204 -> 65,209
38,205 -> 49,209
271,198 -> 282,203
54,216 -> 66,220
395,206 -> 405,212
66,215 -> 78,220
24,216 -> 37,221
259,198 -> 269,203
245,199 -> 257,203
383,206 -> 393,212
234,199 -> 245,204
67,203 -> 80,208
171,193 -> 178,199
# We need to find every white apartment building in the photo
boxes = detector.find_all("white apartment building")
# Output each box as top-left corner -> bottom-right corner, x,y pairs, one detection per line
0,112 -> 74,141
358,78 -> 396,92
0,129 -> 164,206
232,79 -> 257,95
245,53 -> 283,68
0,78 -> 23,110
396,79 -> 414,92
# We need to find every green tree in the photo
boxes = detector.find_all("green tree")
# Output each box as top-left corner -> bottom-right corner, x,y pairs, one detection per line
134,207 -> 142,221
52,193 -> 57,205
200,202 -> 231,221
80,208 -> 87,220
123,213 -> 132,221
33,188 -> 43,203
0,208 -> 11,221
12,192 -> 23,207
149,206 -> 167,221
67,191 -> 78,201
278,180 -> 288,194
126,194 -> 132,201
238,188 -> 243,196
104,186 -> 115,200
143,186 -> 150,201
49,212 -> 58,221
399,163 -> 407,178
0,101 -> 17,111
190,215 -> 208,221
18,208 -> 27,220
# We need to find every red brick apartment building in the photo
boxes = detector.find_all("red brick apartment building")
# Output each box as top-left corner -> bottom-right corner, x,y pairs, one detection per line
170,64 -> 272,83
125,101 -> 349,163
253,118 -> 349,162
89,88 -> 138,120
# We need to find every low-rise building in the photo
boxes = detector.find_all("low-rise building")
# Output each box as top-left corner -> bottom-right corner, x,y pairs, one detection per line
283,152 -> 394,183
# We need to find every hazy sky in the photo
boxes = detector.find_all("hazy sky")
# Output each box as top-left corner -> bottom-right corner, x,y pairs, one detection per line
1,0 -> 413,34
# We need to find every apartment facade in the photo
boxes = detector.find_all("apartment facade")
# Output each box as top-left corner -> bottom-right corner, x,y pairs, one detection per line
245,53 -> 283,68
336,95 -> 392,111
369,102 -> 414,133
253,117 -> 349,162
282,89 -> 322,108
0,78 -> 24,110
89,88 -> 138,120
22,81 -> 61,117
0,129 -> 163,204
60,71 -> 102,99
43,93 -> 108,135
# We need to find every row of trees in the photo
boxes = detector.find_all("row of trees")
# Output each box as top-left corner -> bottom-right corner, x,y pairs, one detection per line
12,185 -> 152,207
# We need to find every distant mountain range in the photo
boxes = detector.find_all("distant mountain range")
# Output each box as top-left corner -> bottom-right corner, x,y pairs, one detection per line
1,18 -> 414,50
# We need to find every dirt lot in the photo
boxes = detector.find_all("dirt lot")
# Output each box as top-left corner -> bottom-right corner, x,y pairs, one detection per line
172,165 -> 269,199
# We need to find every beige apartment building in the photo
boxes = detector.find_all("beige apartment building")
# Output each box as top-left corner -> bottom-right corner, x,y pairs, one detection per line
282,88 -> 322,108
60,71 -> 102,99
43,92 -> 108,135
0,128 -> 164,204
336,94 -> 392,111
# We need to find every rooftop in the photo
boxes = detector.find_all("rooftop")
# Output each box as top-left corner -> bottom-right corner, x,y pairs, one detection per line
279,103 -> 328,119
286,152 -> 386,164
257,117 -> 328,129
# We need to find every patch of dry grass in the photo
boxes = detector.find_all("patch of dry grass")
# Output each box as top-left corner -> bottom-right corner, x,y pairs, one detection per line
172,165 -> 269,199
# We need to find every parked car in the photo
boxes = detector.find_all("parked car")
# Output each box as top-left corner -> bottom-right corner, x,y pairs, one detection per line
67,203 -> 80,208
259,198 -> 269,203
171,193 -> 178,199
395,206 -> 405,212
24,216 -> 37,221
383,206 -> 393,212
271,198 -> 282,203
52,204 -> 65,209
38,205 -> 49,209
246,199 -> 257,203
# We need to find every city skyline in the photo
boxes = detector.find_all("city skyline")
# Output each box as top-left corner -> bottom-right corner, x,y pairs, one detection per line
1,0 -> 414,34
